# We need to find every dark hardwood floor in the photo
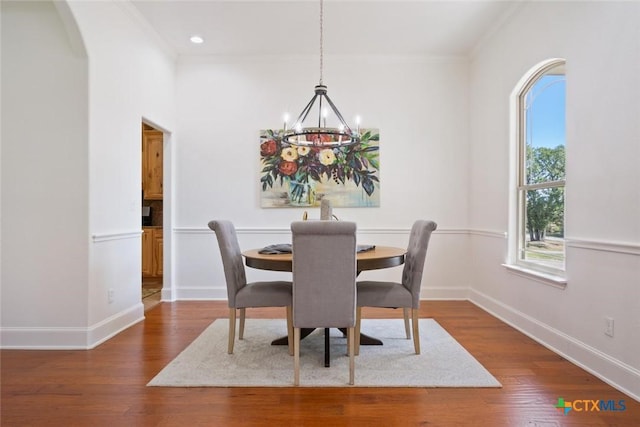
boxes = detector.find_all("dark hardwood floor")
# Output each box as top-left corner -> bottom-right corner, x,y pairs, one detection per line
2,301 -> 638,426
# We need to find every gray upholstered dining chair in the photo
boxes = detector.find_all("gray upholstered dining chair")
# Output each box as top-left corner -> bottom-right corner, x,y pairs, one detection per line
355,220 -> 437,355
291,220 -> 357,386
208,220 -> 293,355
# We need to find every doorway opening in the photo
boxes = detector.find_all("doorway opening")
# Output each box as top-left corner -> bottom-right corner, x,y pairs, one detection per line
142,122 -> 163,311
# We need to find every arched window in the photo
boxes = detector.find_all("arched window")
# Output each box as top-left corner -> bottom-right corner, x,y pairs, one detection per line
514,59 -> 566,275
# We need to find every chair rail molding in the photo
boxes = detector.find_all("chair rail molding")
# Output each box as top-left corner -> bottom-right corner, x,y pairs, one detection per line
565,238 -> 640,256
467,231 -> 638,255
468,229 -> 508,239
91,230 -> 143,243
174,226 -> 470,235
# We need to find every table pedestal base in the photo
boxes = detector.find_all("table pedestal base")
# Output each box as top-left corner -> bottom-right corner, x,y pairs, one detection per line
271,328 -> 382,367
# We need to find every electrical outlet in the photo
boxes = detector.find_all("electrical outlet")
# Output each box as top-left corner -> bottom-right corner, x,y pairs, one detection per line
108,288 -> 115,304
605,317 -> 614,337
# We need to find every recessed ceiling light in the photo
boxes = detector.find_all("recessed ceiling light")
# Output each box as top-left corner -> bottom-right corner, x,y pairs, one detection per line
190,35 -> 204,44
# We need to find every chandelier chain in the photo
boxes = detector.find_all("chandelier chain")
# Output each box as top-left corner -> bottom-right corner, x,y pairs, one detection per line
319,0 -> 323,85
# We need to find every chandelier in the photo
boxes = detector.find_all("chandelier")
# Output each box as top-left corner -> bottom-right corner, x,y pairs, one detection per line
282,0 -> 360,147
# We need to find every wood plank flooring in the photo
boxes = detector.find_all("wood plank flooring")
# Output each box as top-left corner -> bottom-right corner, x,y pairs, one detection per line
2,301 -> 638,426
142,279 -> 162,312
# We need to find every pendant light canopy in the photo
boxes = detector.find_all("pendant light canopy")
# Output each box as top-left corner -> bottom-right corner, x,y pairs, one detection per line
282,0 -> 360,147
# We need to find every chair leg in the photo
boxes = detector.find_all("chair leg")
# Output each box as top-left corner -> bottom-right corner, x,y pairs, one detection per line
294,327 -> 301,386
355,307 -> 362,356
238,308 -> 246,340
348,327 -> 355,385
403,307 -> 411,339
412,308 -> 420,354
228,307 -> 236,354
286,305 -> 294,356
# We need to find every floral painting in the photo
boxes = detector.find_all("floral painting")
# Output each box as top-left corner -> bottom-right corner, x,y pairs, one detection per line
260,129 -> 380,208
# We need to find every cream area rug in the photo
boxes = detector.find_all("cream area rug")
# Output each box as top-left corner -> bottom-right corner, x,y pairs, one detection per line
147,318 -> 501,388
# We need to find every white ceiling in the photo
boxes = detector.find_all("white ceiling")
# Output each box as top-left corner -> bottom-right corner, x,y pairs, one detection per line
129,0 -> 521,57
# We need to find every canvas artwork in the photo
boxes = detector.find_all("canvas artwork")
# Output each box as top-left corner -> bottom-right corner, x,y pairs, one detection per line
259,129 -> 380,208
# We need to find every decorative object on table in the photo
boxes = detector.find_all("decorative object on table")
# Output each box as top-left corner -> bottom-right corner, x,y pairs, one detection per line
356,220 -> 438,355
208,220 -> 293,355
259,128 -> 380,208
291,221 -> 357,385
320,198 -> 332,220
281,0 -> 360,148
147,318 -> 501,388
258,244 -> 293,255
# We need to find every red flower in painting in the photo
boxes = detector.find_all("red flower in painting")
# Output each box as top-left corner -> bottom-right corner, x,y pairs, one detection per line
260,139 -> 277,156
278,160 -> 298,176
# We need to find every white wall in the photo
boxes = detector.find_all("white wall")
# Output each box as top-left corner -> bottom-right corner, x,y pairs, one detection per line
67,0 -> 176,335
468,1 -> 640,400
1,0 -> 177,348
173,55 -> 471,300
1,1 -> 89,343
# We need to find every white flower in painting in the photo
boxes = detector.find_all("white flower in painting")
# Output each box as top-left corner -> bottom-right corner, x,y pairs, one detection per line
281,147 -> 298,162
319,149 -> 336,166
296,146 -> 311,156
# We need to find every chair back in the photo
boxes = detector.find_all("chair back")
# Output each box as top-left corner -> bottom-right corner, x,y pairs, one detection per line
291,221 -> 357,328
401,220 -> 438,307
208,220 -> 247,306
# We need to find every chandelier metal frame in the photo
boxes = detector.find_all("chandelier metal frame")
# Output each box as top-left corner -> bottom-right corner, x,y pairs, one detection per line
282,0 -> 360,147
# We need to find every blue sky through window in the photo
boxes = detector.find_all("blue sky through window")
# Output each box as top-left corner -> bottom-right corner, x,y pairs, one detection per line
525,75 -> 566,149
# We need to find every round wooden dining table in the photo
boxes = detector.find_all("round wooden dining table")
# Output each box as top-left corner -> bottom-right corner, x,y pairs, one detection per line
242,245 -> 406,273
242,245 -> 406,366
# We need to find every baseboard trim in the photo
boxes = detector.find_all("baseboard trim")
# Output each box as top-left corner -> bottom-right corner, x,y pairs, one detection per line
0,326 -> 89,350
0,304 -> 144,350
87,303 -> 145,349
468,289 -> 640,402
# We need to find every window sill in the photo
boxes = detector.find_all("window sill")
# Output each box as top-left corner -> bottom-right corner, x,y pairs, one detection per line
502,264 -> 567,289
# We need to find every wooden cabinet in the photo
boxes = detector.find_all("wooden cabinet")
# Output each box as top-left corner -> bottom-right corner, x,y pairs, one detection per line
142,228 -> 153,276
142,126 -> 163,279
142,129 -> 163,200
153,228 -> 163,276
142,227 -> 163,278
